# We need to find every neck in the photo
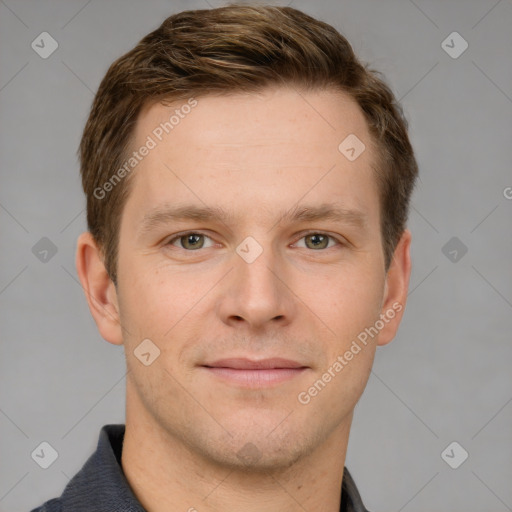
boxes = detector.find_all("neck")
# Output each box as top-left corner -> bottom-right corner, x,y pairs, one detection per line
121,384 -> 352,512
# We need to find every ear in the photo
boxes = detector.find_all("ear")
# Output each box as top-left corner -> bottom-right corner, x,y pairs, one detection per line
75,232 -> 123,345
377,229 -> 412,347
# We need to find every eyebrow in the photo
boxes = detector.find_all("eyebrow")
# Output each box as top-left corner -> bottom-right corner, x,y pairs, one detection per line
137,202 -> 367,237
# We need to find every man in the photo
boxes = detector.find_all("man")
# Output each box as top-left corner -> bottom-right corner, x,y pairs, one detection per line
32,3 -> 417,511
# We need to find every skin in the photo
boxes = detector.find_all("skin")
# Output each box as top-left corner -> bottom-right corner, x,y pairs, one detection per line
76,86 -> 411,512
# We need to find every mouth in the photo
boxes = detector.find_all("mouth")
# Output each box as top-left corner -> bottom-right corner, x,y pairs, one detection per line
200,358 -> 309,387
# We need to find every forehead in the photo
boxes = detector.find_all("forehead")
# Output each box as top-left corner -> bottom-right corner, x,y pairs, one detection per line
135,86 -> 374,155
124,86 -> 380,223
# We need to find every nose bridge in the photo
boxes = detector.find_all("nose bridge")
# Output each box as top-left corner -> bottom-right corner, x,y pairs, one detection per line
220,234 -> 292,327
235,234 -> 280,298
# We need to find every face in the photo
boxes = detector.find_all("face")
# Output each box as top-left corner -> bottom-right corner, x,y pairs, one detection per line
89,86 -> 409,471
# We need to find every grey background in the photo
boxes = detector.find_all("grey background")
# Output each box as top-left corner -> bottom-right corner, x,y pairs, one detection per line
1,0 -> 511,510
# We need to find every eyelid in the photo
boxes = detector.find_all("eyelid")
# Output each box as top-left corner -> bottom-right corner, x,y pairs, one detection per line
165,230 -> 346,250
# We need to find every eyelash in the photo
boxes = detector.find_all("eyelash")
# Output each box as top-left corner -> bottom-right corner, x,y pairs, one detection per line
165,231 -> 343,251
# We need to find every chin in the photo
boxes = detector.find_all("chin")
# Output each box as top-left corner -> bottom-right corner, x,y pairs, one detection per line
191,421 -> 319,473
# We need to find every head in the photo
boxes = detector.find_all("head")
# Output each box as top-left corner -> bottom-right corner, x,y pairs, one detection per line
77,4 -> 417,472
80,4 -> 417,285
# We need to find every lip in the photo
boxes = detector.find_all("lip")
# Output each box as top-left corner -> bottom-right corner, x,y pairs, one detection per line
200,358 -> 309,388
203,357 -> 307,370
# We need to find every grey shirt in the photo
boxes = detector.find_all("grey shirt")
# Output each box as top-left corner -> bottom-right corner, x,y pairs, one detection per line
30,424 -> 370,512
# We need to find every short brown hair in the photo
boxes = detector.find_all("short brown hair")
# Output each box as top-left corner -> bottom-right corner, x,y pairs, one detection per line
80,3 -> 418,284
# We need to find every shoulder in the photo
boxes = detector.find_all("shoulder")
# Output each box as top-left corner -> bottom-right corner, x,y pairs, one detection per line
29,497 -> 62,512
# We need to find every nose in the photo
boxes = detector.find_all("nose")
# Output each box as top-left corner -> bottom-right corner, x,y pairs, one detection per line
216,241 -> 296,330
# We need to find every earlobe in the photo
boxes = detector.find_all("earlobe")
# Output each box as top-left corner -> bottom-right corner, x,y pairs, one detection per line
75,232 -> 124,346
377,229 -> 412,347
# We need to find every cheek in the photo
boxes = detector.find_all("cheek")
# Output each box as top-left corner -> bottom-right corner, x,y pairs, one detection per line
116,258 -> 166,338
117,261 -> 215,345
299,273 -> 382,410
308,266 -> 384,338
301,274 -> 384,392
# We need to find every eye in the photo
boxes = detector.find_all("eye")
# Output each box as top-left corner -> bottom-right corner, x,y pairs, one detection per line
295,233 -> 340,250
167,232 -> 215,250
165,231 -> 342,252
